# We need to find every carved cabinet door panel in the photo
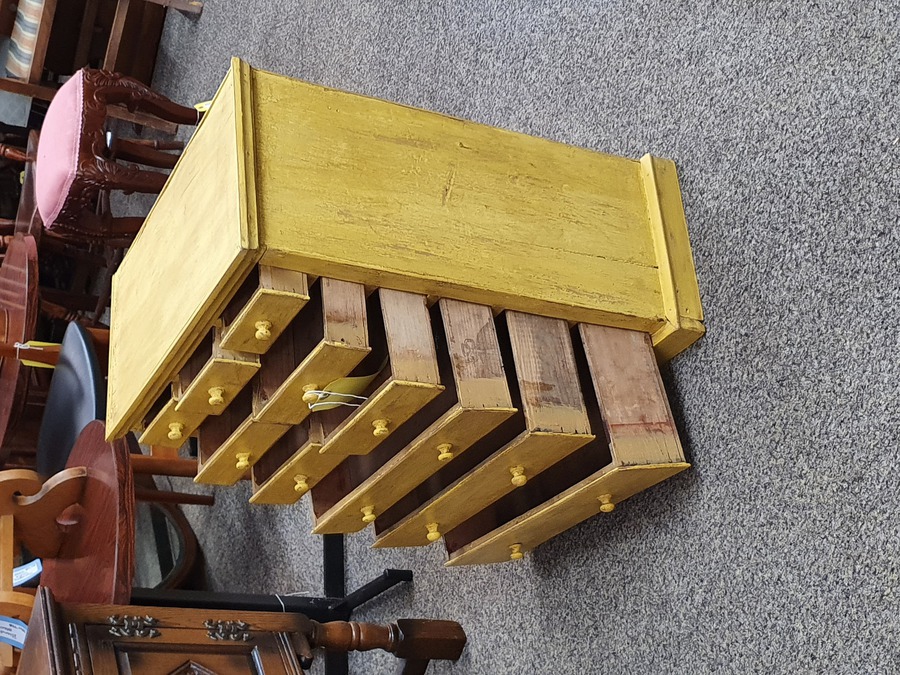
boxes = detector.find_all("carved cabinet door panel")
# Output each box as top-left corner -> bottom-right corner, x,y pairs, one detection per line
81,623 -> 304,675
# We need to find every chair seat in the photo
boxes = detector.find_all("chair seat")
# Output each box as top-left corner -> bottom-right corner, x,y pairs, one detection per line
35,72 -> 86,228
36,321 -> 105,476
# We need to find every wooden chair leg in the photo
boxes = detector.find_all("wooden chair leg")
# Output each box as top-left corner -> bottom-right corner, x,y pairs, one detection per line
131,455 -> 198,478
85,69 -> 201,126
134,487 -> 213,507
113,139 -> 179,169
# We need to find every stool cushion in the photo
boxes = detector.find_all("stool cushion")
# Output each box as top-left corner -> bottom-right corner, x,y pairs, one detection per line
35,72 -> 85,228
5,0 -> 45,80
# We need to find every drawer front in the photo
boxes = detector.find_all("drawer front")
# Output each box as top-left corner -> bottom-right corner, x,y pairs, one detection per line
373,429 -> 593,548
317,379 -> 443,459
139,399 -> 206,447
313,404 -> 515,534
253,340 -> 369,425
445,462 -> 689,566
175,355 -> 260,415
195,418 -> 291,485
219,267 -> 309,354
249,438 -> 338,505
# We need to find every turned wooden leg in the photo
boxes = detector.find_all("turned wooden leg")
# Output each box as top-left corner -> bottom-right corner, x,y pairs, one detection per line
310,619 -> 466,665
134,487 -> 214,507
90,157 -> 168,194
85,69 -> 202,126
113,139 -> 179,169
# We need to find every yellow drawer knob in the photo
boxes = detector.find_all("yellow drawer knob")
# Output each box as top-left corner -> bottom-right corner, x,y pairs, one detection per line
301,384 -> 320,404
235,452 -> 252,470
254,320 -> 272,341
361,505 -> 376,523
510,466 -> 527,487
167,422 -> 184,441
207,386 -> 225,407
509,544 -> 524,561
436,443 -> 454,462
425,522 -> 441,542
294,475 -> 309,494
598,494 -> 615,513
372,419 -> 390,437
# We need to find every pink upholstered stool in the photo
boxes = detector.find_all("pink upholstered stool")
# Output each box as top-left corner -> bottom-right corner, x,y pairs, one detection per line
35,69 -> 201,242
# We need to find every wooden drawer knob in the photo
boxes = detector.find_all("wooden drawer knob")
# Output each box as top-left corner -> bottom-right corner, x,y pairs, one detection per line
235,452 -> 252,470
167,422 -> 184,441
301,384 -> 320,404
598,494 -> 615,513
207,386 -> 225,407
436,443 -> 454,462
372,419 -> 390,437
361,506 -> 377,523
254,320 -> 272,341
509,466 -> 527,487
294,474 -> 309,494
509,544 -> 524,561
425,522 -> 441,542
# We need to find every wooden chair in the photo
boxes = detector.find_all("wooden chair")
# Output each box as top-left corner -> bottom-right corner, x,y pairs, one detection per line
34,68 -> 197,243
0,0 -> 199,124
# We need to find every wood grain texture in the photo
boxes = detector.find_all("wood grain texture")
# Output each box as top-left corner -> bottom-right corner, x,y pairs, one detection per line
506,312 -> 590,434
253,278 -> 370,425
374,430 -> 592,548
107,64 -> 260,439
219,267 -> 310,353
175,323 -> 260,415
640,155 -> 705,360
194,416 -> 292,485
445,463 -> 689,566
249,423 -> 326,505
380,290 -> 440,384
312,299 -> 515,534
580,324 -> 684,465
250,66 -> 667,333
138,398 -> 207,447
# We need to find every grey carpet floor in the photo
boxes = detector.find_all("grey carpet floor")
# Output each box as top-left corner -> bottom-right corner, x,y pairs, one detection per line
145,2 -> 900,672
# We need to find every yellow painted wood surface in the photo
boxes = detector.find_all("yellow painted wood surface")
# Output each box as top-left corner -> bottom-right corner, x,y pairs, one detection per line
254,340 -> 370,425
312,298 -> 515,534
219,267 -> 310,353
317,379 -> 443,458
139,398 -> 207,447
194,417 -> 291,485
107,59 -> 260,439
174,334 -> 260,415
374,430 -> 593,548
253,278 -> 370,425
313,405 -> 515,534
250,436 -> 344,504
445,463 -> 689,566
640,155 -> 705,360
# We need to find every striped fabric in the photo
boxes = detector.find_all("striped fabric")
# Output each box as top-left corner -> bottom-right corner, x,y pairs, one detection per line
5,0 -> 46,80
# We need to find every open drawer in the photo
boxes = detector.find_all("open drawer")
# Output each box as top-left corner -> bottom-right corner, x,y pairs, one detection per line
443,324 -> 689,565
138,322 -> 260,447
193,277 -> 370,485
247,288 -> 445,504
310,298 -> 518,534
372,311 -> 595,548
218,266 -> 310,354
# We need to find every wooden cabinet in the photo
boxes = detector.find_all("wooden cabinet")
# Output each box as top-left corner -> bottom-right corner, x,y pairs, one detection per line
105,59 -> 704,566
20,589 -> 312,674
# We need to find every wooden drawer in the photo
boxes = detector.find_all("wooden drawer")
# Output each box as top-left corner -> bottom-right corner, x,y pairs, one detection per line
443,324 -> 689,565
139,324 -> 260,447
310,299 -> 517,534
219,266 -> 310,354
372,311 -> 595,548
247,288 -> 444,504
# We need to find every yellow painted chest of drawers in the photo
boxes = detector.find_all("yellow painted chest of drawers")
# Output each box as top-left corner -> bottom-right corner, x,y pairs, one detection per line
107,58 -> 703,566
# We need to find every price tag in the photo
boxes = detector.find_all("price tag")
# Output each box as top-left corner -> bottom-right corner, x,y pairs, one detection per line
12,558 -> 41,587
0,617 -> 27,650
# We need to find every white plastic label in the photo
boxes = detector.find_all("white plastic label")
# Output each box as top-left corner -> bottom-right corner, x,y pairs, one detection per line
12,558 -> 41,587
0,617 -> 27,649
